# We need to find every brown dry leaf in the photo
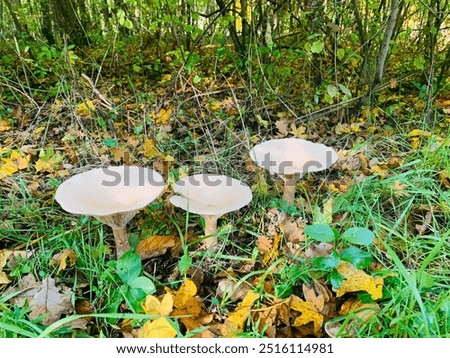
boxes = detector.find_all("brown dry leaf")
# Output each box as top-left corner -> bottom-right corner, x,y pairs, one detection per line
254,305 -> 278,337
290,295 -> 323,334
221,291 -> 259,337
392,179 -> 409,196
415,210 -> 433,235
256,237 -> 272,254
275,120 -> 289,136
281,219 -> 305,244
334,261 -> 384,300
0,250 -> 12,285
51,249 -> 77,273
138,317 -> 177,338
439,170 -> 450,188
303,242 -> 333,259
302,284 -> 324,312
136,235 -> 176,260
26,276 -> 73,325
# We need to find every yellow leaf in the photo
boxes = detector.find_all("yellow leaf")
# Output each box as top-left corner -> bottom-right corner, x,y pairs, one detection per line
173,278 -> 197,308
371,164 -> 389,178
142,293 -> 173,316
408,129 -> 431,137
322,197 -> 334,224
153,107 -> 173,124
0,160 -> 18,179
0,119 -> 12,132
262,233 -> 281,265
10,151 -> 30,170
138,317 -> 177,338
76,100 -> 95,117
221,291 -> 259,337
290,295 -> 323,333
142,139 -> 161,159
334,261 -> 384,300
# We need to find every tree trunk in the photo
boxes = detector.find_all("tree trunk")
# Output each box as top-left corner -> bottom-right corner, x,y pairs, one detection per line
4,0 -> 25,34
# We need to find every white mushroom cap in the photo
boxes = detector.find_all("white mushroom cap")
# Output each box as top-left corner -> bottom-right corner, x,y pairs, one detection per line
249,138 -> 338,176
55,166 -> 165,216
169,174 -> 252,216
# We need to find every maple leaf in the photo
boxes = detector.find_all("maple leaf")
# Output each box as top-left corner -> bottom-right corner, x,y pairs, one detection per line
138,317 -> 177,338
290,295 -> 324,334
334,261 -> 384,300
142,293 -> 173,316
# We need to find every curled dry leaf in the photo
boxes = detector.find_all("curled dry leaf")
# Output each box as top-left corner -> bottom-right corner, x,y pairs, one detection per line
216,278 -> 252,301
290,295 -> 324,334
51,249 -> 77,273
334,261 -> 384,300
136,235 -> 176,260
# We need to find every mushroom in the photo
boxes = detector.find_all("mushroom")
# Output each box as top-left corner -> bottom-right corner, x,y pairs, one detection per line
169,174 -> 253,252
55,166 -> 165,258
249,138 -> 338,206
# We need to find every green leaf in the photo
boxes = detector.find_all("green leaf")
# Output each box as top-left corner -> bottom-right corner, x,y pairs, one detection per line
341,227 -> 374,245
327,84 -> 338,98
116,251 -> 142,284
311,40 -> 324,54
341,246 -> 373,269
128,276 -> 156,295
337,48 -> 345,61
338,84 -> 352,98
328,270 -> 344,289
304,223 -> 337,242
313,251 -> 340,271
178,253 -> 192,275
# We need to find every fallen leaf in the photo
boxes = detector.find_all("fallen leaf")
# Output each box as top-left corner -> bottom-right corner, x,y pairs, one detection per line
0,118 -> 12,132
142,139 -> 161,159
275,120 -> 289,136
138,317 -> 177,338
136,235 -> 176,260
302,284 -> 325,312
142,293 -> 173,316
221,291 -> 259,337
76,100 -> 95,117
152,107 -> 173,125
216,278 -> 252,301
19,276 -> 73,325
334,261 -> 384,300
392,179 -> 408,196
415,210 -> 433,235
290,295 -> 323,333
51,249 -> 77,273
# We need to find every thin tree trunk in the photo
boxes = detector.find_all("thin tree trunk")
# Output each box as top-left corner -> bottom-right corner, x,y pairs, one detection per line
216,0 -> 244,54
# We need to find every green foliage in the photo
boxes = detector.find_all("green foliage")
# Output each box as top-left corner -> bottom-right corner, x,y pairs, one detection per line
113,251 -> 156,312
305,223 -> 375,288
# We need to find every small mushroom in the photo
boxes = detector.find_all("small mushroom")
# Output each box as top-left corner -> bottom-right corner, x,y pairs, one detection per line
249,138 -> 338,206
169,174 -> 253,252
55,166 -> 165,258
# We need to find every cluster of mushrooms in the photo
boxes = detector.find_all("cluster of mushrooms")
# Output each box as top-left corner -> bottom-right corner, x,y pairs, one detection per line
55,138 -> 338,258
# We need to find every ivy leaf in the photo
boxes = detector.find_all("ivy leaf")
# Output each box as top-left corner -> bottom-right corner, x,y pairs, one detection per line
341,227 -> 374,245
304,223 -> 336,242
341,246 -> 373,269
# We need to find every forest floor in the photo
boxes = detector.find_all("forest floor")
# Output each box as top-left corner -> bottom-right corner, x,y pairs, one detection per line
1,43 -> 450,338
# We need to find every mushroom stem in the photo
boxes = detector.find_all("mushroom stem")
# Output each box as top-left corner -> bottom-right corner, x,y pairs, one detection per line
202,214 -> 220,252
281,174 -> 301,206
112,226 -> 131,258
